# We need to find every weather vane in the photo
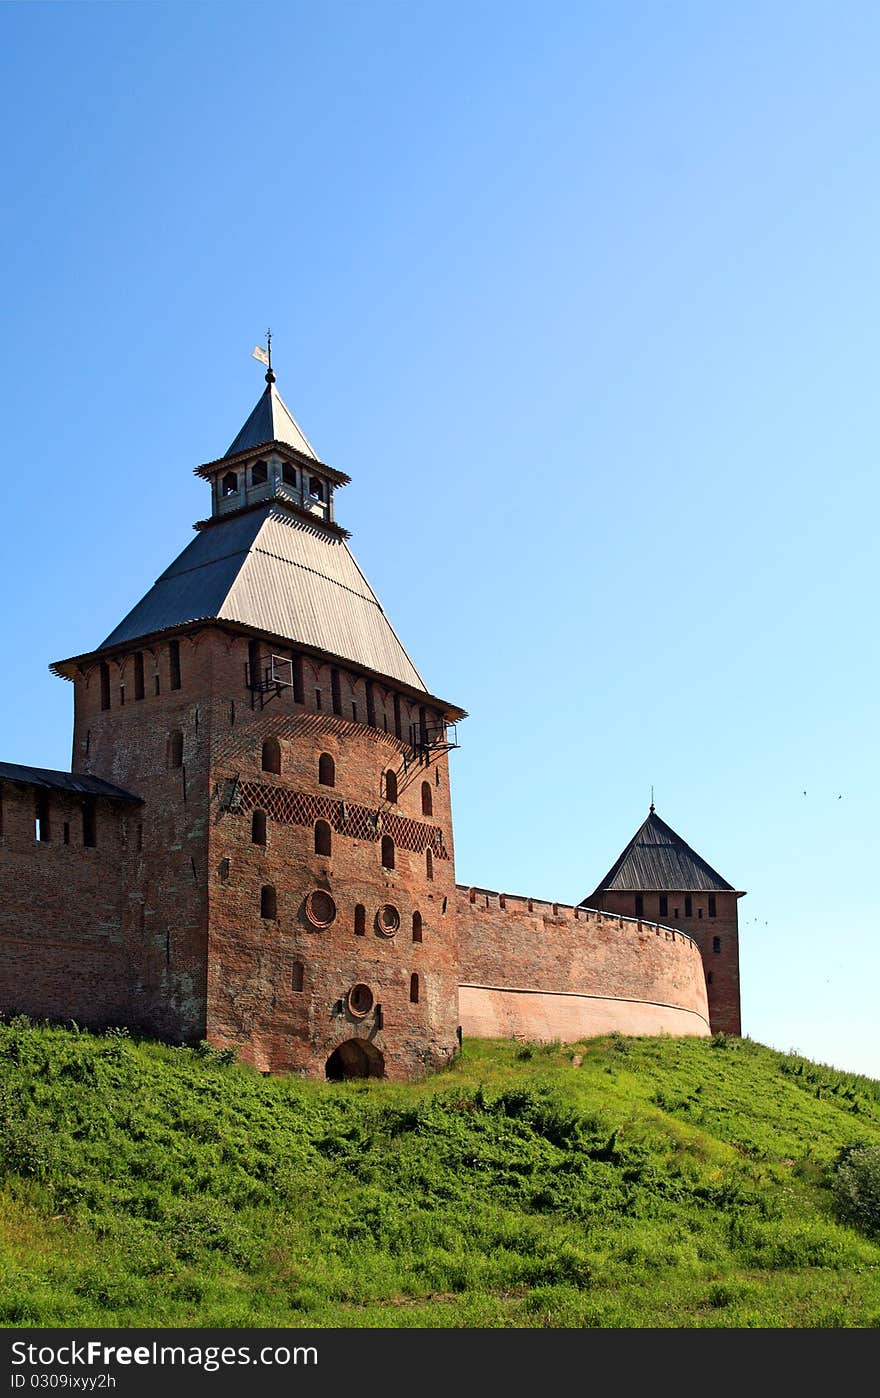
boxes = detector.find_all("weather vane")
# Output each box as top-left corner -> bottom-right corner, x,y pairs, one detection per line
251,328 -> 275,384
650,785 -> 655,814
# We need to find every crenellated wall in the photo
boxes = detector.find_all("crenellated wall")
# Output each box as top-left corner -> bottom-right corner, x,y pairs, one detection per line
456,886 -> 711,1042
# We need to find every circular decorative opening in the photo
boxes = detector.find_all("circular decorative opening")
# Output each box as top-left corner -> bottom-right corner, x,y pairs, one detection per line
347,982 -> 374,1019
376,903 -> 400,937
305,889 -> 337,929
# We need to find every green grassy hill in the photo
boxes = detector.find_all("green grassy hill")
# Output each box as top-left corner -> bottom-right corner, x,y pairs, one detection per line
2,1019 -> 880,1328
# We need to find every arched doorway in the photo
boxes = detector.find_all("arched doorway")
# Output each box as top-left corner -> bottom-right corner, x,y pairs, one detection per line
325,1039 -> 385,1081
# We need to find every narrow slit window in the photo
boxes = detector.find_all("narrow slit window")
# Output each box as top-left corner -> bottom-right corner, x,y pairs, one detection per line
315,688 -> 322,710
635,894 -> 644,917
409,973 -> 420,1004
365,681 -> 376,728
169,639 -> 181,691
82,797 -> 97,848
659,894 -> 668,917
684,895 -> 693,917
393,693 -> 402,739
35,791 -> 50,842
260,885 -> 277,919
315,820 -> 332,857
354,904 -> 366,936
713,936 -> 721,954
385,770 -> 398,803
331,668 -> 342,716
381,835 -> 395,869
292,960 -> 304,992
167,730 -> 184,768
133,652 -> 145,701
421,781 -> 433,817
318,753 -> 335,787
292,653 -> 304,704
708,895 -> 717,918
412,911 -> 423,943
100,662 -> 111,711
248,638 -> 261,689
251,810 -> 267,846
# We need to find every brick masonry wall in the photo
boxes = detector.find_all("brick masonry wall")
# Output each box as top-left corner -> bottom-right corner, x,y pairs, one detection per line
203,632 -> 460,1079
1,615 -> 736,1071
456,886 -> 711,1042
69,633 -> 213,1039
0,781 -> 137,1025
591,891 -> 741,1035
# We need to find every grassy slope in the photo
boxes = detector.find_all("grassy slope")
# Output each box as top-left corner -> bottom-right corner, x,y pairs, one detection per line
1,1021 -> 880,1328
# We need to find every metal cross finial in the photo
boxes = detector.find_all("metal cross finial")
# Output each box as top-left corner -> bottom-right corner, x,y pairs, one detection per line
650,786 -> 655,814
265,328 -> 275,384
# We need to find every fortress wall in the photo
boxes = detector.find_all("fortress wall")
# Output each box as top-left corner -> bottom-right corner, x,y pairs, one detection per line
456,886 -> 710,1042
595,889 -> 741,1036
70,631 -> 218,1039
0,781 -> 134,1026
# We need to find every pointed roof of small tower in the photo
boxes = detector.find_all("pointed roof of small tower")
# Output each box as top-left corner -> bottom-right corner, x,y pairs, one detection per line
225,381 -> 318,460
583,808 -> 737,900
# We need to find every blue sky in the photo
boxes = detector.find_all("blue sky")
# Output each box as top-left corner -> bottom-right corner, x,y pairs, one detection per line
2,2 -> 878,1076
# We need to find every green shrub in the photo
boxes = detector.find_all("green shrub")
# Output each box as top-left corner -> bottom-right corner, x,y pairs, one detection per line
830,1142 -> 880,1237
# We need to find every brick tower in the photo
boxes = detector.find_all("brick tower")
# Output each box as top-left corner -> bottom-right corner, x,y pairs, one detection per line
583,806 -> 743,1035
47,362 -> 467,1079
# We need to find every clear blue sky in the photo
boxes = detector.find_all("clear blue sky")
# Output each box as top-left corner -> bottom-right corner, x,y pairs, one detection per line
2,2 -> 878,1076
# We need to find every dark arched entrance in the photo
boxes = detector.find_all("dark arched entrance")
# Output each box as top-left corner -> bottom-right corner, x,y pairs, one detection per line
325,1039 -> 385,1081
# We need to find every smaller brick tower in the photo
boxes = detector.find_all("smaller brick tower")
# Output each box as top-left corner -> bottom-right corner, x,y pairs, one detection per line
583,807 -> 744,1035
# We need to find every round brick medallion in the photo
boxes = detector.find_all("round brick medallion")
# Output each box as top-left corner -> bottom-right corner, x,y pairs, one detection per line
376,903 -> 401,937
305,889 -> 337,929
347,982 -> 374,1019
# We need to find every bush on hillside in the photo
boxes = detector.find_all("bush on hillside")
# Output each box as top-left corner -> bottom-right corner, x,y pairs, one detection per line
829,1142 -> 880,1238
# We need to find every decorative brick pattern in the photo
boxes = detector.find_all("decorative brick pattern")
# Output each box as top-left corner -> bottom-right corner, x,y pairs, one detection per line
233,779 -> 449,856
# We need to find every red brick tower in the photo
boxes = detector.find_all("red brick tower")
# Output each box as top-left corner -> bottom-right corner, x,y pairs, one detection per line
583,806 -> 744,1035
50,362 -> 466,1079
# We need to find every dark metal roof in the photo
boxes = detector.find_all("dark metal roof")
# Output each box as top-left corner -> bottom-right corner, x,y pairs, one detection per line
584,810 -> 738,898
225,383 -> 318,460
0,761 -> 142,803
76,505 -> 433,693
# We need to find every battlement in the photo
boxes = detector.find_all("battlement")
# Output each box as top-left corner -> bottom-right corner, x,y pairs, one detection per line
455,884 -> 701,950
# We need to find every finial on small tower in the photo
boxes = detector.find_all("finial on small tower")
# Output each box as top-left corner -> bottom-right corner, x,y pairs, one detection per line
649,785 -> 655,814
251,330 -> 276,384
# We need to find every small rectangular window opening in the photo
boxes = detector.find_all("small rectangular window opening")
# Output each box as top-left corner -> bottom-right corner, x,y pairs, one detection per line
292,653 -> 304,704
82,798 -> 97,848
169,639 -> 181,691
659,894 -> 668,917
684,895 -> 693,917
708,895 -> 717,918
713,936 -> 721,954
634,894 -> 644,917
134,652 -> 145,701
